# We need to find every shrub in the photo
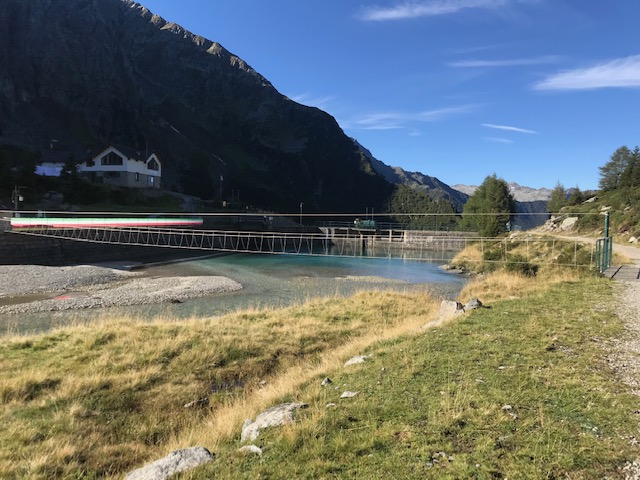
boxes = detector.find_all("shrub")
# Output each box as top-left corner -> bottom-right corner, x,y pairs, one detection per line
505,254 -> 538,276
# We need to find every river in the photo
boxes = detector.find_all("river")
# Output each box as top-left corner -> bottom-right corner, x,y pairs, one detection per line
1,253 -> 468,335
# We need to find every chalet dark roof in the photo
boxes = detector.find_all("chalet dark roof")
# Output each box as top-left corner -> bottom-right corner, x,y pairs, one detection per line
88,145 -> 156,162
111,145 -> 150,162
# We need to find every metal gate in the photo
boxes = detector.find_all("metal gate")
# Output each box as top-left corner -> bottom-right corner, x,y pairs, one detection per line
595,237 -> 612,273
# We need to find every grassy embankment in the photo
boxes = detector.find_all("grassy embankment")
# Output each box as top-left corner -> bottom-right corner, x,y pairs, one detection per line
1,254 -> 638,478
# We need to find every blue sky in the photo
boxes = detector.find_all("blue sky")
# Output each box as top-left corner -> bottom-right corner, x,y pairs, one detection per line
139,0 -> 639,190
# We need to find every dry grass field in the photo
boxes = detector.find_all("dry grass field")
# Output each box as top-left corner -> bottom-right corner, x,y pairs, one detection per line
1,253 -> 638,479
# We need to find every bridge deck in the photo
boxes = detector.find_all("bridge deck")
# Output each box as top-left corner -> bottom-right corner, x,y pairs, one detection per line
604,265 -> 640,281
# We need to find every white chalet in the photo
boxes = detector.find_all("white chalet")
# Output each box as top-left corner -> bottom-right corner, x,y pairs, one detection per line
78,146 -> 162,189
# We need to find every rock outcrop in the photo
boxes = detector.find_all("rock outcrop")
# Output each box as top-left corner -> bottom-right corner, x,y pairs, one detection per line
125,446 -> 214,480
537,215 -> 580,233
241,402 -> 308,443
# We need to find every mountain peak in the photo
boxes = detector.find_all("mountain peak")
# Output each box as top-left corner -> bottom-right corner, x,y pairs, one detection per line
452,182 -> 552,202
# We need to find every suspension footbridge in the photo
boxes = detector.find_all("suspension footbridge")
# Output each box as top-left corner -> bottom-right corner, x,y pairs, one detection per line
0,211 -> 615,270
1,213 -> 472,261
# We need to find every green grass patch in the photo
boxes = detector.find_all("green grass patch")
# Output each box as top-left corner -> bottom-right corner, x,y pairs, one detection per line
194,278 -> 639,479
1,278 -> 637,478
0,291 -> 434,479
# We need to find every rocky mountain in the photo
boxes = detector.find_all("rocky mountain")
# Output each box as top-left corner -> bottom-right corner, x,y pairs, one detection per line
452,183 -> 552,203
354,140 -> 469,209
0,0 -> 392,212
453,182 -> 551,229
355,142 -> 551,229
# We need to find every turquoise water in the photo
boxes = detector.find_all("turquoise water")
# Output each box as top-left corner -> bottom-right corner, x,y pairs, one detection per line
2,253 -> 467,335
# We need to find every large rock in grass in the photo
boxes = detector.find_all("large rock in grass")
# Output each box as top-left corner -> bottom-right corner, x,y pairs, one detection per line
125,446 -> 214,480
464,298 -> 483,311
438,300 -> 465,320
559,217 -> 579,231
241,402 -> 308,443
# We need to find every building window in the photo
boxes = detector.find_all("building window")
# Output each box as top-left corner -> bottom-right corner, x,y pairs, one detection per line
147,159 -> 159,171
101,152 -> 124,166
148,176 -> 155,187
135,173 -> 140,182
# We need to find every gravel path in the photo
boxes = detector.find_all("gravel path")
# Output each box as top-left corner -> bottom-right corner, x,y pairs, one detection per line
0,265 -> 242,314
609,280 -> 640,480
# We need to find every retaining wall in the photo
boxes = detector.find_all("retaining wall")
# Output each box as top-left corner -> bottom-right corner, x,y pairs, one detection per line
0,233 -> 181,266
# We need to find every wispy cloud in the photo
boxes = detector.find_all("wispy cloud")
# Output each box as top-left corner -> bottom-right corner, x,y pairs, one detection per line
349,105 -> 476,130
485,137 -> 514,144
449,55 -> 560,68
359,0 -> 509,21
289,93 -> 334,109
482,123 -> 537,134
534,55 -> 640,91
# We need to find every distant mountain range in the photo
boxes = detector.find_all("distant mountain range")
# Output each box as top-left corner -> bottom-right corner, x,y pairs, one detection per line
357,140 -> 551,228
353,140 -> 469,207
451,183 -> 551,229
452,183 -> 552,203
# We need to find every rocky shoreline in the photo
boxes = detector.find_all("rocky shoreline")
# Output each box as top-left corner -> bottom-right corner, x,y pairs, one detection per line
0,264 -> 242,315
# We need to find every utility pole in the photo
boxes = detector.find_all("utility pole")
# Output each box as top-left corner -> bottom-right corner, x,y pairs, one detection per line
11,185 -> 25,216
299,202 -> 303,226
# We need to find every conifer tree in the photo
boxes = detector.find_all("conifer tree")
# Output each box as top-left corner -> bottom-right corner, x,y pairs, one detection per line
462,174 -> 515,236
567,186 -> 584,206
599,146 -> 632,191
547,182 -> 567,214
620,146 -> 640,188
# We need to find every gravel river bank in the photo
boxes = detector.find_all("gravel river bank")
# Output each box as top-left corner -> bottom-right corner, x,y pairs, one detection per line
0,264 -> 242,315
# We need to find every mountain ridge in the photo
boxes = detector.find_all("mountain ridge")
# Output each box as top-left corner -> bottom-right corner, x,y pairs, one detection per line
353,139 -> 469,208
452,183 -> 552,203
0,0 -> 392,212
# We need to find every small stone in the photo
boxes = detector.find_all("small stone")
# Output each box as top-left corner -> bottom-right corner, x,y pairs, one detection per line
184,397 -> 209,409
344,355 -> 370,367
340,391 -> 358,399
258,380 -> 267,387
238,445 -> 262,456
501,404 -> 513,411
321,377 -> 333,386
326,403 -> 337,408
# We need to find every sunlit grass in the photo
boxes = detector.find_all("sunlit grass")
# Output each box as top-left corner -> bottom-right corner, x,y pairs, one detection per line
0,290 -> 438,479
1,268 -> 637,479
192,276 -> 639,479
